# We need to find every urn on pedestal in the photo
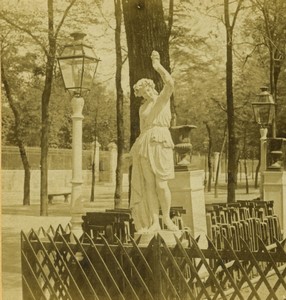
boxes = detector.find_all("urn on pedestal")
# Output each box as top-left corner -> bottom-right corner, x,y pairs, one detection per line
170,125 -> 197,171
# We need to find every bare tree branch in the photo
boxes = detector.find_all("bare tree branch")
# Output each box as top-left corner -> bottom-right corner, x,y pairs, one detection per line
211,97 -> 227,112
231,0 -> 244,29
94,0 -> 115,30
0,13 -> 48,56
55,0 -> 77,39
168,0 -> 174,37
241,43 -> 264,67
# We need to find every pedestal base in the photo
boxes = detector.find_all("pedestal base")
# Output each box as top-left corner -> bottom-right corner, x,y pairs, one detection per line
134,230 -> 187,247
169,170 -> 207,239
263,171 -> 286,235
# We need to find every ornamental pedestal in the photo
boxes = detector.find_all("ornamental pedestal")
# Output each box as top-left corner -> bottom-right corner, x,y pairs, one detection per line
263,171 -> 286,235
169,170 -> 207,241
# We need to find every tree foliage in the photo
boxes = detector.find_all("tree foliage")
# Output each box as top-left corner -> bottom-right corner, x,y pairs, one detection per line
1,0 -> 286,206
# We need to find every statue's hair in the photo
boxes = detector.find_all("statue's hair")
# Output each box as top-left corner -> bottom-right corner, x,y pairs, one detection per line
133,78 -> 156,97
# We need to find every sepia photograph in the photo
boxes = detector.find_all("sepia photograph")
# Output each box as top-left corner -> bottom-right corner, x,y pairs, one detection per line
1,0 -> 286,299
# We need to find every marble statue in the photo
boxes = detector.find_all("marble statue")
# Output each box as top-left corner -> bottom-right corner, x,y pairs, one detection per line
130,50 -> 178,233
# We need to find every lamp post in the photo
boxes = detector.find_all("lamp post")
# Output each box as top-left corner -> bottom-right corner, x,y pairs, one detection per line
252,86 -> 276,199
57,32 -> 100,237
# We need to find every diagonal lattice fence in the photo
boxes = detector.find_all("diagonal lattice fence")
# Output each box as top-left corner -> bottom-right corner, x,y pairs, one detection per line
21,225 -> 286,300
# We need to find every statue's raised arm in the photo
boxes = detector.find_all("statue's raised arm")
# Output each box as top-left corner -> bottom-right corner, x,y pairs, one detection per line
151,50 -> 174,96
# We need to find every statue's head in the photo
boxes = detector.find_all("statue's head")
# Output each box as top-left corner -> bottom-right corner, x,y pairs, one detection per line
133,78 -> 157,98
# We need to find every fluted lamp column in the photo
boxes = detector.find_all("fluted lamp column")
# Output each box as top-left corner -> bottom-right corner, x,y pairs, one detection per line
70,96 -> 84,236
57,32 -> 100,238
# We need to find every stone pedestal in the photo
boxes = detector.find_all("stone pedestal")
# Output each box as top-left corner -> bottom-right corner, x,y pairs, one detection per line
263,171 -> 286,234
168,170 -> 207,240
134,230 -> 186,247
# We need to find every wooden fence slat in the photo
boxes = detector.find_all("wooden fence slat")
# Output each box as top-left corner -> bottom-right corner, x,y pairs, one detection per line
21,251 -> 49,300
114,235 -> 154,300
46,232 -> 101,299
22,275 -> 38,300
159,260 -> 181,299
173,235 -> 213,300
206,236 -> 245,300
158,234 -> 197,299
70,233 -> 113,300
82,233 -> 126,300
99,234 -> 140,300
129,235 -> 153,276
22,231 -> 66,300
54,233 -> 100,300
189,235 -> 229,300
222,236 -> 267,300
239,238 -> 279,300
28,229 -> 76,300
258,238 -> 286,293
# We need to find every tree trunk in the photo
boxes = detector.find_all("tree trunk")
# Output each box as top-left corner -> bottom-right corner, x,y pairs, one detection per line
243,128 -> 249,194
114,0 -> 124,208
255,146 -> 261,189
214,125 -> 227,198
168,0 -> 176,126
205,123 -> 213,192
224,0 -> 237,203
1,62 -> 31,205
90,141 -> 96,202
122,0 -> 171,147
40,0 -> 57,216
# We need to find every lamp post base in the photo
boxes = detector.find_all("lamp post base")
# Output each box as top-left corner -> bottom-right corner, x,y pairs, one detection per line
70,180 -> 84,239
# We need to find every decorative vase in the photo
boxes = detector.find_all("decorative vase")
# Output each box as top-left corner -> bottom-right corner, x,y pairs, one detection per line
170,125 -> 197,171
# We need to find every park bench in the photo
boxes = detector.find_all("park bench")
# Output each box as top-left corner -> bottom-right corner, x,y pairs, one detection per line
48,192 -> 71,204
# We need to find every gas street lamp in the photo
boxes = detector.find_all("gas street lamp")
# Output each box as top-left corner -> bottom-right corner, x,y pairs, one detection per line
251,86 -> 276,199
252,86 -> 276,137
57,32 -> 100,237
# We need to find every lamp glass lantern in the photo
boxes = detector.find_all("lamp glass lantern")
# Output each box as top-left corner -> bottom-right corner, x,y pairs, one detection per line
252,86 -> 276,128
57,32 -> 100,97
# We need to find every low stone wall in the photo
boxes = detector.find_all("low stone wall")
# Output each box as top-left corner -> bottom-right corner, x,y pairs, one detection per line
2,169 -> 130,205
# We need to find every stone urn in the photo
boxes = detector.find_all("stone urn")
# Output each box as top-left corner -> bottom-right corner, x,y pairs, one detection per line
170,125 -> 197,171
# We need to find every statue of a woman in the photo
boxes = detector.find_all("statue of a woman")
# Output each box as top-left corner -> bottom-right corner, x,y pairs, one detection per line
130,50 -> 178,233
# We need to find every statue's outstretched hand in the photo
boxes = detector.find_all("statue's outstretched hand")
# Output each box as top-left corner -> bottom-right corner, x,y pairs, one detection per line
151,50 -> 160,71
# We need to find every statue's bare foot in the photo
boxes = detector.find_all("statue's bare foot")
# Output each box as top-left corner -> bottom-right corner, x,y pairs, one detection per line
147,222 -> 161,233
164,218 -> 179,231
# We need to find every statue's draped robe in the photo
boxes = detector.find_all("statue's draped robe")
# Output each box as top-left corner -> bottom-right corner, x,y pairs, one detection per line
130,85 -> 174,232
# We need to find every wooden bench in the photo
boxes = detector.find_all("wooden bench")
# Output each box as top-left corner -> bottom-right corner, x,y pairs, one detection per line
48,192 -> 71,204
